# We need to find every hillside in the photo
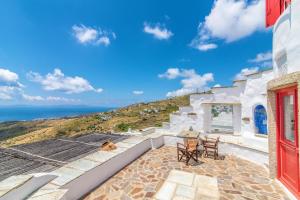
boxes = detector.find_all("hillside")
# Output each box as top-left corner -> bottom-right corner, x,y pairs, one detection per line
0,95 -> 190,147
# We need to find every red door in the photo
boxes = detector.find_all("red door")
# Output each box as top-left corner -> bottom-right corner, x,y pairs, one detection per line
277,86 -> 300,198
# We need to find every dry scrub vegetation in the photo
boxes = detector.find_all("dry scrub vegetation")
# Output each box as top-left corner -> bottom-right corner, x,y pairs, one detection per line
0,95 -> 189,147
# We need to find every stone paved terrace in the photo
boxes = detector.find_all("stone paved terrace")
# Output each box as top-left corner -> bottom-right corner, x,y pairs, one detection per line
85,146 -> 288,200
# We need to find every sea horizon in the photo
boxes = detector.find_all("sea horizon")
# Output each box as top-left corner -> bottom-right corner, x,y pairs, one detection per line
0,105 -> 114,122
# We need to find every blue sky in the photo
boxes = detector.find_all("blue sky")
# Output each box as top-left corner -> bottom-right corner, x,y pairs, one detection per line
0,0 -> 272,107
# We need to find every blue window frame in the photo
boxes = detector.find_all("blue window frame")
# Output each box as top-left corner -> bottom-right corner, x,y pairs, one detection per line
254,105 -> 268,135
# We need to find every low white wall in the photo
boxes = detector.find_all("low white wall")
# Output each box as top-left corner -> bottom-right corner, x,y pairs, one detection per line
163,136 -> 185,146
62,139 -> 152,200
219,143 -> 269,167
53,135 -> 270,199
151,136 -> 164,149
140,127 -> 156,135
163,135 -> 268,166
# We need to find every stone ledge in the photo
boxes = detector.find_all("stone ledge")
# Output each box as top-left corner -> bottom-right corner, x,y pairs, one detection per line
267,71 -> 300,90
0,175 -> 33,197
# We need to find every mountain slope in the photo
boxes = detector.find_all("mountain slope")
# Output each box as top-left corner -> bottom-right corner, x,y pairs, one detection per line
0,95 -> 189,147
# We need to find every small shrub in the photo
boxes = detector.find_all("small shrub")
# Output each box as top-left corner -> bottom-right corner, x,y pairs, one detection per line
57,129 -> 67,136
166,104 -> 179,112
116,123 -> 130,132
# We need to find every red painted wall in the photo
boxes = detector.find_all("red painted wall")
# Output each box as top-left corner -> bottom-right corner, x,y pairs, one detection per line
266,0 -> 292,27
266,0 -> 282,27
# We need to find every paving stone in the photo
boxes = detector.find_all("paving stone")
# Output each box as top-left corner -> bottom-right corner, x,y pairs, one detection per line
122,137 -> 147,145
51,167 -> 84,186
167,170 -> 194,186
29,189 -> 68,200
65,158 -> 99,172
175,184 -> 196,199
115,142 -> 137,149
0,174 -> 33,197
172,196 -> 192,200
84,151 -> 115,163
155,181 -> 176,200
85,146 -> 288,200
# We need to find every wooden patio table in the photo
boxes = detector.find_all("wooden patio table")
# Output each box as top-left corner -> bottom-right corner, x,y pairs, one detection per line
178,130 -> 200,140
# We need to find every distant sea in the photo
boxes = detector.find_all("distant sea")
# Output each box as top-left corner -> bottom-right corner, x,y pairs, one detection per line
0,106 -> 113,122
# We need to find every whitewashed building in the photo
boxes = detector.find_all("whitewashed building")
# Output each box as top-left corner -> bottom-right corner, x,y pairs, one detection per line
266,0 -> 300,198
169,68 -> 274,141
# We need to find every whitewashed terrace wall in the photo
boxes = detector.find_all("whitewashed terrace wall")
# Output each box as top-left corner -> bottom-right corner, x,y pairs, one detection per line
169,112 -> 201,132
169,70 -> 273,137
273,0 -> 300,76
178,106 -> 193,113
210,86 -> 243,104
240,70 -> 274,138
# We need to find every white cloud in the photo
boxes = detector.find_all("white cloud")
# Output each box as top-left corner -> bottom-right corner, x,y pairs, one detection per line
27,68 -> 103,94
22,94 -> 44,101
22,94 -> 80,103
194,43 -> 218,51
191,0 -> 265,51
96,36 -> 110,46
0,68 -> 19,83
143,22 -> 173,40
0,68 -> 23,87
72,24 -> 116,46
213,84 -> 221,87
0,86 -> 17,100
0,68 -> 24,100
249,51 -> 272,63
234,67 -> 259,80
166,88 -> 196,97
160,68 -> 214,97
132,90 -> 144,95
0,92 -> 12,100
158,68 -> 180,79
46,96 -> 80,103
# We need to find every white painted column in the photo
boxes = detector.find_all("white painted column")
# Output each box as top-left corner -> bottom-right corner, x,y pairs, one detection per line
233,105 -> 242,136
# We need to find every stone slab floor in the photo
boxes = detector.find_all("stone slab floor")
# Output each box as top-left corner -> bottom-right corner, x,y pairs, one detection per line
84,146 -> 288,200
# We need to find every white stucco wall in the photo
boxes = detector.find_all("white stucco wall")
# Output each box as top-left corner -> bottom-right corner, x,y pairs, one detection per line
169,69 -> 272,139
169,93 -> 212,132
210,86 -> 243,104
178,106 -> 193,113
169,112 -> 202,132
240,70 -> 274,138
273,0 -> 300,77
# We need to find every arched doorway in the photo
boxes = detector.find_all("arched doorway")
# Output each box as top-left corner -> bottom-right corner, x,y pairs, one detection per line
254,105 -> 268,135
